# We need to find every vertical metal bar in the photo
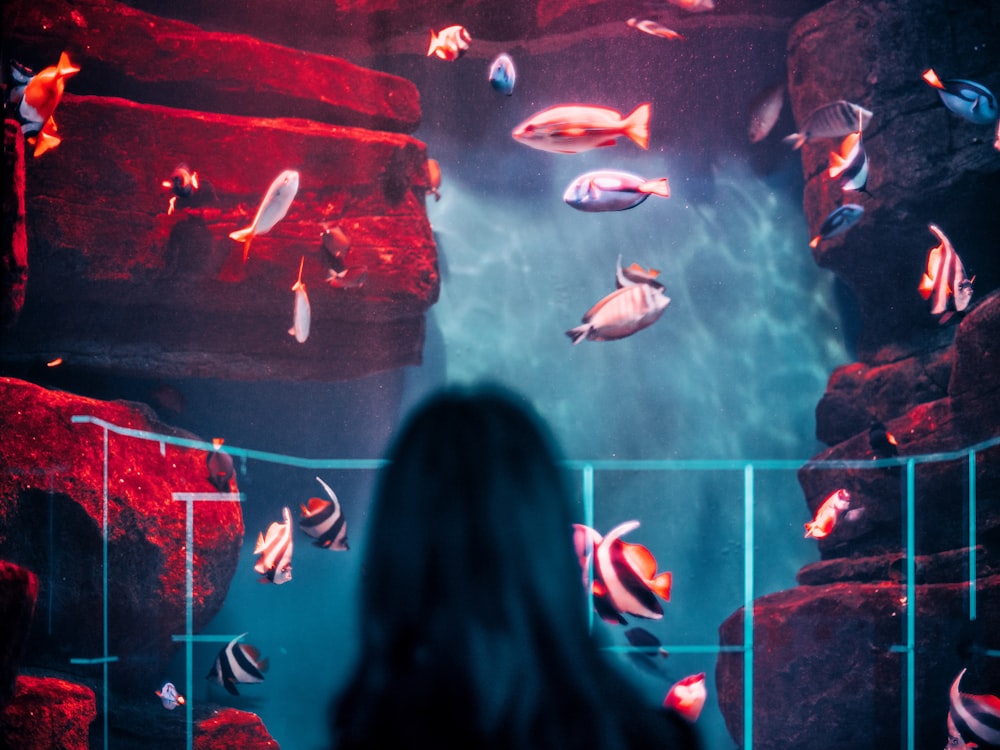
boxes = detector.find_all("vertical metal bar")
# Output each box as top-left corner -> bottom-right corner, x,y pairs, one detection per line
582,464 -> 594,633
744,464 -> 754,750
905,459 -> 916,750
968,450 -> 977,621
48,482 -> 54,636
185,497 -> 194,750
102,426 -> 110,750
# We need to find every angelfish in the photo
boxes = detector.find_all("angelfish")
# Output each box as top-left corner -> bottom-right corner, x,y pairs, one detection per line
207,633 -> 268,696
566,283 -> 670,344
288,256 -> 311,343
512,103 -> 651,154
948,668 -> 1000,748
254,507 -> 293,584
228,169 -> 299,261
664,673 -> 707,722
922,69 -> 998,126
299,476 -> 349,550
919,224 -> 974,315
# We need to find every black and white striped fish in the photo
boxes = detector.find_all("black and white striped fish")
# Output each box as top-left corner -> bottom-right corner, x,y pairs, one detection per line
949,668 -> 1000,747
919,224 -> 974,315
206,633 -> 268,696
299,477 -> 349,550
253,507 -> 293,584
827,116 -> 869,194
784,100 -> 872,150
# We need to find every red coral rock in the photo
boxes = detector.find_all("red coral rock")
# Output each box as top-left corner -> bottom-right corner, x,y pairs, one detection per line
0,561 -> 38,710
195,708 -> 281,750
0,377 -> 243,689
0,675 -> 96,750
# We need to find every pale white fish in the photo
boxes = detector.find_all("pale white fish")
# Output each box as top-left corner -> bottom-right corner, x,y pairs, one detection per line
228,169 -> 300,261
748,83 -> 785,143
567,283 -> 670,344
289,256 -> 311,343
784,100 -> 872,149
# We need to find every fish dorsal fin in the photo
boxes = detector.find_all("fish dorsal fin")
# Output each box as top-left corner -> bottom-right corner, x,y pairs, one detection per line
649,571 -> 672,600
254,532 -> 266,552
241,643 -> 262,664
628,263 -> 660,278
304,497 -> 329,513
293,256 -> 305,288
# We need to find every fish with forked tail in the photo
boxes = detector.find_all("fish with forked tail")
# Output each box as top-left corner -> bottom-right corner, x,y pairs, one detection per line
784,100 -> 872,150
228,170 -> 299,262
512,103 -> 651,154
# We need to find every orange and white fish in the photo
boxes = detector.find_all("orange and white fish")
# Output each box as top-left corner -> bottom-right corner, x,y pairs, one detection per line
664,673 -> 707,722
10,52 -> 80,157
668,0 -> 715,12
827,111 -> 869,193
573,521 -> 672,623
155,681 -> 185,710
949,668 -> 1000,748
626,18 -> 683,41
228,169 -> 299,262
426,158 -> 442,201
254,507 -> 293,584
427,25 -> 471,61
288,256 -> 310,343
804,488 -> 856,539
512,103 -> 651,154
919,224 -> 974,316
567,282 -> 669,344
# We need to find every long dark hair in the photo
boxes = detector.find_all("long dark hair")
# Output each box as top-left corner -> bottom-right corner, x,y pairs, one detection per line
332,385 -> 699,749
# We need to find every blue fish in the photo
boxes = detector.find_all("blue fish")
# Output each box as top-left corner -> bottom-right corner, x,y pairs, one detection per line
155,681 -> 185,710
923,69 -> 998,126
563,170 -> 670,212
488,53 -> 516,96
809,204 -> 864,248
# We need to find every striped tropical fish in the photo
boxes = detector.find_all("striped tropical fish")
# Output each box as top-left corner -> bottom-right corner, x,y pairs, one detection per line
254,507 -> 293,584
299,477 -> 349,551
206,633 -> 268,696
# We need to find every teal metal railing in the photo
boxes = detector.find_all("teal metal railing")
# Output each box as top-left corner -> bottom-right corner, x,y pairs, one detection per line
59,415 -> 1000,750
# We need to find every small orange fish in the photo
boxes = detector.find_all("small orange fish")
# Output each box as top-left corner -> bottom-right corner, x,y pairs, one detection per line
626,18 -> 684,41
804,488 -> 853,539
427,25 -> 471,61
46,357 -> 63,367
427,158 -> 441,201
664,673 -> 707,722
16,52 -> 80,157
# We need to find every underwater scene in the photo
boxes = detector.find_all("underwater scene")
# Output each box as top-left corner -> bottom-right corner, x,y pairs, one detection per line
1,0 -> 999,748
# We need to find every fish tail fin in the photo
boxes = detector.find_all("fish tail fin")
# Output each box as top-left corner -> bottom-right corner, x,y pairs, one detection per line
566,326 -> 589,345
650,571 -> 672,601
804,522 -> 815,538
228,227 -> 254,261
827,151 -> 848,178
33,130 -> 61,157
426,29 -> 438,56
57,52 -> 80,77
922,68 -> 944,89
639,178 -> 670,198
625,102 -> 652,150
257,657 -> 270,673
782,132 -> 806,150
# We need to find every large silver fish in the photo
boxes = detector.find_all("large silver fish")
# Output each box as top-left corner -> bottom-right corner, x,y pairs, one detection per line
784,100 -> 872,149
229,169 -> 299,261
567,283 -> 670,344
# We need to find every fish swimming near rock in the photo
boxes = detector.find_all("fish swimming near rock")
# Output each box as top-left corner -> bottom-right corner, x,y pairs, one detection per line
512,103 -> 651,154
868,420 -> 898,457
207,633 -> 268,696
228,169 -> 299,262
922,69 -> 999,126
748,83 -> 785,143
321,226 -> 351,277
162,163 -> 199,215
667,0 -> 715,11
615,255 -> 664,291
919,224 -> 974,316
626,18 -> 683,41
567,282 -> 670,344
828,114 -> 869,194
573,521 -> 672,623
809,204 -> 864,248
206,438 -> 235,492
563,170 -> 670,212
783,100 -> 872,150
664,673 -> 707,722
299,476 -> 349,550
804,488 -> 858,539
488,53 -> 516,95
426,158 -> 442,201
288,256 -> 310,343
948,668 -> 1000,748
9,52 -> 80,157
254,507 -> 293,584
427,25 -> 471,61
155,681 -> 185,710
